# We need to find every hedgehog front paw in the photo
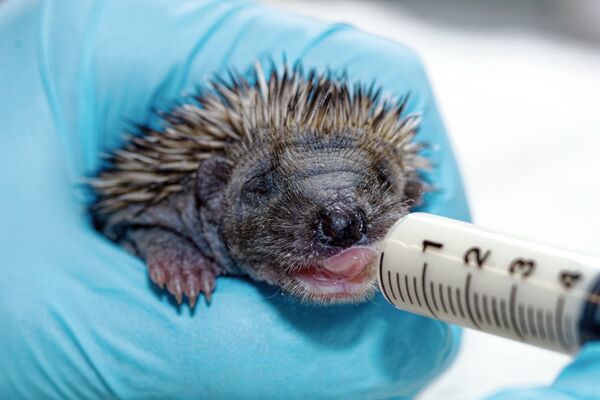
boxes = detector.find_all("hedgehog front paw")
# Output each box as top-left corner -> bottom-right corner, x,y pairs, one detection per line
148,254 -> 217,308
129,228 -> 219,308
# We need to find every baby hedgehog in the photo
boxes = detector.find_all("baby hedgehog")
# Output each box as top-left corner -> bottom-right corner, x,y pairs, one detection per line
91,64 -> 429,308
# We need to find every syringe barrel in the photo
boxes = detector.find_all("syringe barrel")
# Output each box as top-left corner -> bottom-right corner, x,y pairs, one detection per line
377,213 -> 600,354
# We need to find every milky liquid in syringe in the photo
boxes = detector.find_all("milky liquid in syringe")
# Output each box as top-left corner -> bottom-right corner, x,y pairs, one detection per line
377,213 -> 600,354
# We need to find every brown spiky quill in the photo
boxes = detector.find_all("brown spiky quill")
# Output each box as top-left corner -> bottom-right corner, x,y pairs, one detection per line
91,63 -> 427,214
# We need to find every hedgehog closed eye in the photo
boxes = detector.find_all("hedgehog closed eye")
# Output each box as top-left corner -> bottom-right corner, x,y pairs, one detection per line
90,62 -> 429,308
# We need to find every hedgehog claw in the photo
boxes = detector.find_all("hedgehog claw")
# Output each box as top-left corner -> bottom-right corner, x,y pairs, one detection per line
167,274 -> 184,305
188,294 -> 198,309
201,274 -> 215,304
185,275 -> 201,309
149,266 -> 167,289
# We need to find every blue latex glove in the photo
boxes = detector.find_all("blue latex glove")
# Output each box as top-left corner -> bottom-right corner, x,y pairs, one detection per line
486,343 -> 600,400
0,1 -> 470,398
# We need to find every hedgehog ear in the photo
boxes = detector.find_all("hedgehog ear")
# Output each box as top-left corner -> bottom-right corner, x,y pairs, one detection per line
195,155 -> 232,215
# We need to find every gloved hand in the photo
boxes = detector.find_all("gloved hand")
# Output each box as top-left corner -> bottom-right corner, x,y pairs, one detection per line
0,1 -> 470,399
486,343 -> 600,400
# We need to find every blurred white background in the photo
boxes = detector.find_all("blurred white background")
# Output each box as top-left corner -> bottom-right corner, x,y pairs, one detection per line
264,1 -> 600,399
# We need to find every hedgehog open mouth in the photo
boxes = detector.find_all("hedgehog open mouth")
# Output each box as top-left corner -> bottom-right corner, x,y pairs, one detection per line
294,247 -> 378,298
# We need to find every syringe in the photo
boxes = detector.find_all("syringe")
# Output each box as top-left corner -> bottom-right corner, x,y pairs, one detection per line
377,213 -> 600,354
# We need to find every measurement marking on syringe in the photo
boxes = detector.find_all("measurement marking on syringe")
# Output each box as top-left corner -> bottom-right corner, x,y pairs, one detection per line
482,295 -> 492,325
379,252 -> 393,303
430,282 -> 440,312
537,308 -> 546,340
473,293 -> 484,324
491,297 -> 501,329
546,311 -> 556,343
405,275 -> 414,305
518,304 -> 529,337
447,286 -> 457,317
555,296 -> 569,351
386,270 -> 397,301
456,288 -> 466,319
421,263 -> 438,318
509,285 -> 526,340
439,284 -> 448,314
527,306 -> 538,338
413,277 -> 423,307
500,299 -> 510,331
465,274 -> 481,329
395,273 -> 405,303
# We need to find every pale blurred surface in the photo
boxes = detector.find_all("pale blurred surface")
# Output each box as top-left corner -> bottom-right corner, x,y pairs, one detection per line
264,1 -> 600,399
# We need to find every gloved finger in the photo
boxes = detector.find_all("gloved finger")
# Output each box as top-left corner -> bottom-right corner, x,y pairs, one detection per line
486,343 -> 600,400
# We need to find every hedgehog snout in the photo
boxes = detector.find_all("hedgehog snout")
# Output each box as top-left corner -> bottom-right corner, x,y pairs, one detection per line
315,205 -> 367,248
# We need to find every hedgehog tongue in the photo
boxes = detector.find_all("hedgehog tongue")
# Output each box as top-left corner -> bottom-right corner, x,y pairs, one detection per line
320,247 -> 377,278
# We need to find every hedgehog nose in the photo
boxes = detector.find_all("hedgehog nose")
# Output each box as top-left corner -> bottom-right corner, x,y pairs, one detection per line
318,208 -> 366,248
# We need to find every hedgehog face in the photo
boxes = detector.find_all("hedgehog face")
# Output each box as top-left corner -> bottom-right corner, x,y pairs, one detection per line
218,132 -> 420,304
